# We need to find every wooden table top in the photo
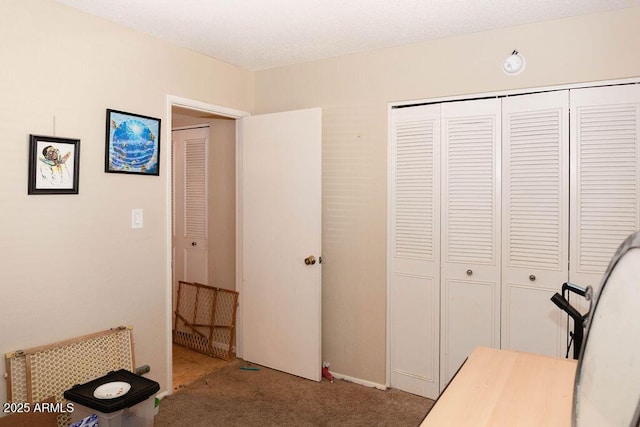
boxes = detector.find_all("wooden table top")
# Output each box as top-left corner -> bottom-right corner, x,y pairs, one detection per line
421,347 -> 577,427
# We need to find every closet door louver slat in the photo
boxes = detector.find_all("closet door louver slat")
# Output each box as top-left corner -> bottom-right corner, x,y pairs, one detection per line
184,137 -> 208,239
445,117 -> 495,264
394,120 -> 435,259
577,107 -> 637,267
507,111 -> 563,269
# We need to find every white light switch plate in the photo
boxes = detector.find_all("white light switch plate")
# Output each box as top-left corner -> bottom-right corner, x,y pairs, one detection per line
132,209 -> 143,229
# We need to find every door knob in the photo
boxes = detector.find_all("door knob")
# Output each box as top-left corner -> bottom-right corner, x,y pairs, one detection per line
191,242 -> 197,246
466,269 -> 473,276
529,274 -> 536,281
304,255 -> 316,265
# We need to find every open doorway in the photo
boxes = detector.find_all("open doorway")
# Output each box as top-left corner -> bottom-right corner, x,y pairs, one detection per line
167,98 -> 248,391
164,96 -> 323,394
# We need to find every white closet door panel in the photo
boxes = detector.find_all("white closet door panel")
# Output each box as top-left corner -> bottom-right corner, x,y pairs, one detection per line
391,274 -> 439,397
503,285 -> 565,356
184,248 -> 207,283
440,98 -> 501,389
502,91 -> 569,357
441,278 -> 498,383
570,85 -> 640,291
389,105 -> 441,398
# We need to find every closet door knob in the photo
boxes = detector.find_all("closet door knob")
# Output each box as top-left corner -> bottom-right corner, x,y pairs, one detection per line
529,274 -> 536,281
466,269 -> 473,276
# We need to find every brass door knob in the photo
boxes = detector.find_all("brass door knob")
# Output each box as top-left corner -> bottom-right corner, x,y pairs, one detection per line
304,256 -> 316,265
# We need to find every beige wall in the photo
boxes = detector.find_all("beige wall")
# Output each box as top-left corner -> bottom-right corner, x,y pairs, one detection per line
253,7 -> 640,385
0,0 -> 252,406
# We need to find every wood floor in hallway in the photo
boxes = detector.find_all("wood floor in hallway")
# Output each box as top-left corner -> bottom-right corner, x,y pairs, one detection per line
172,344 -> 232,390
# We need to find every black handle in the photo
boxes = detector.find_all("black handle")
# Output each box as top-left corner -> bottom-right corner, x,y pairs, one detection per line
551,292 -> 585,359
550,293 -> 582,322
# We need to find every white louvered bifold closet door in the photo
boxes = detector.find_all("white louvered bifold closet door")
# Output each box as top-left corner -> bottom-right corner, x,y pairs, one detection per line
440,98 -> 501,388
501,91 -> 569,357
173,127 -> 209,286
389,104 -> 441,399
570,85 -> 640,293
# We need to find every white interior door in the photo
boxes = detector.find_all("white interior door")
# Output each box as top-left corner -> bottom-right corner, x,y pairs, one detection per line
440,98 -> 501,388
389,104 -> 441,399
241,108 -> 322,381
501,91 -> 569,357
172,127 -> 209,312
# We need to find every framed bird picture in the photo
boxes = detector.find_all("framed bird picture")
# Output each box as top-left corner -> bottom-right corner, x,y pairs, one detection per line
105,109 -> 161,176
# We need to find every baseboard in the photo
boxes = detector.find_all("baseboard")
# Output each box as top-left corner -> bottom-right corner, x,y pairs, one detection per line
329,371 -> 387,391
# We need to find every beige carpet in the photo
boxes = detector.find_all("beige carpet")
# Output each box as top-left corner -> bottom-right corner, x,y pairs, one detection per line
156,358 -> 433,426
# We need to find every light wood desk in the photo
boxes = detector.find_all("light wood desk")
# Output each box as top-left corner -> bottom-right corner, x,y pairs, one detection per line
421,347 -> 577,427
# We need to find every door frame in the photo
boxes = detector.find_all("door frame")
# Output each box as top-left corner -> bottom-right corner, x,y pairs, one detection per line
164,95 -> 250,394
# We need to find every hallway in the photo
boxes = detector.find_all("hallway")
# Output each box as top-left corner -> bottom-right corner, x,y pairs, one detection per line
172,344 -> 231,390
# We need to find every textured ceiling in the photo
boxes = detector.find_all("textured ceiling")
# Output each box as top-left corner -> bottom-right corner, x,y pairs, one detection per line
55,0 -> 640,71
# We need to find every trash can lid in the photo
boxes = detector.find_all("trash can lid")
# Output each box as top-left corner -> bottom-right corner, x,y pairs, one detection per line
64,369 -> 160,413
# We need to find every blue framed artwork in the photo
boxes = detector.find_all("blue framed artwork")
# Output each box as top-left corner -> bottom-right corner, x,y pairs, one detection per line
105,109 -> 161,175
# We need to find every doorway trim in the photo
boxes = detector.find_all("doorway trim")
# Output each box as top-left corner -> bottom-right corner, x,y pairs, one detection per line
165,95 -> 250,394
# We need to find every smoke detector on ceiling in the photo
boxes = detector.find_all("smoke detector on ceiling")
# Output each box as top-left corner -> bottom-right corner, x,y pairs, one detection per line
503,50 -> 525,75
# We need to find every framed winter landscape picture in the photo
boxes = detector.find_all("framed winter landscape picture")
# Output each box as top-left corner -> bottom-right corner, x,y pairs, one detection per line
105,109 -> 161,176
28,135 -> 80,195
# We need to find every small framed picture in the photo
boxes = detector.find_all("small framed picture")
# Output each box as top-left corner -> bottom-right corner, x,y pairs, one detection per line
28,135 -> 80,195
105,109 -> 161,176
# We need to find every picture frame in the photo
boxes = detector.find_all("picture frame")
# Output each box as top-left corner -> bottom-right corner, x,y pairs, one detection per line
28,135 -> 80,195
105,109 -> 161,176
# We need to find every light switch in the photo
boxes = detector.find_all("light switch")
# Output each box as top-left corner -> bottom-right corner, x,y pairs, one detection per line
132,209 -> 143,229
